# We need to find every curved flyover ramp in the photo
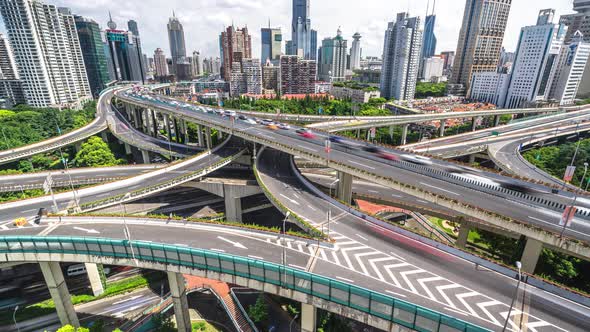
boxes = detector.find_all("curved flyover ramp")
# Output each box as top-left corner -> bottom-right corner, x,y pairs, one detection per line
254,149 -> 588,332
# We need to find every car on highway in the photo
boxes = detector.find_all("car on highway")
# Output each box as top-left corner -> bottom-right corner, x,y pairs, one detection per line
261,119 -> 274,126
400,154 -> 433,166
13,218 -> 26,227
296,128 -> 317,139
267,124 -> 279,130
329,135 -> 364,148
363,146 -> 399,161
278,123 -> 291,130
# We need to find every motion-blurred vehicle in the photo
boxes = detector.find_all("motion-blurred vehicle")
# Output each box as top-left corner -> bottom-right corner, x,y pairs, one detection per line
363,146 -> 399,161
13,218 -> 26,227
267,124 -> 279,130
261,119 -> 274,126
278,123 -> 291,130
400,154 -> 433,166
329,136 -> 364,148
296,128 -> 316,139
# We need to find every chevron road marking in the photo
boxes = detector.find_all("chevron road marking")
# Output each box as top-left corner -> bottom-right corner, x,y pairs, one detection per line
383,263 -> 409,289
477,300 -> 503,326
456,292 -> 480,316
523,320 -> 553,332
367,257 -> 399,281
499,310 -> 523,332
399,269 -> 428,294
340,245 -> 371,270
416,276 -> 445,301
330,251 -> 341,266
353,251 -> 382,276
435,284 -> 463,308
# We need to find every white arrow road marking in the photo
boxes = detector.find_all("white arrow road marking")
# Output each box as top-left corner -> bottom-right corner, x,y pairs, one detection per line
353,251 -> 382,276
477,300 -> 503,326
340,246 -> 370,270
73,226 -> 100,234
436,284 -> 463,308
217,236 -> 248,249
280,194 -> 300,205
416,276 -> 445,301
368,257 -> 399,281
383,263 -> 410,289
456,292 -> 481,317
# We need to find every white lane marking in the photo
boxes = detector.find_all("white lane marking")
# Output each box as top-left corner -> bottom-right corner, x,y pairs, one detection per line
288,263 -> 306,270
349,160 -> 376,170
336,276 -> 354,283
297,144 -> 317,152
391,194 -> 403,198
356,234 -> 368,241
248,255 -> 264,260
385,290 -> 407,298
96,192 -> 112,198
210,248 -> 225,253
21,209 -> 37,214
112,295 -> 142,305
73,226 -> 100,234
419,182 -> 460,196
0,224 -> 8,230
217,236 -> 248,249
444,307 -> 469,316
368,190 -> 380,194
279,194 -> 300,205
389,251 -> 406,261
417,200 -> 429,204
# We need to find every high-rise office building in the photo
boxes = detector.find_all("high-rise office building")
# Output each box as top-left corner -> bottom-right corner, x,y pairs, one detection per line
498,47 -> 515,73
469,72 -> 510,106
104,13 -> 145,83
128,20 -> 139,36
350,33 -> 362,71
503,9 -> 566,108
560,0 -> 590,97
0,33 -> 25,107
74,15 -> 111,97
154,48 -> 169,77
229,58 -> 262,96
168,12 -> 187,78
261,26 -> 282,63
279,55 -> 316,94
548,31 -> 590,105
288,0 -> 316,60
451,0 -> 512,93
440,51 -> 455,71
422,56 -> 445,82
318,28 -> 348,82
191,51 -> 203,78
0,0 -> 91,108
380,13 -> 423,101
220,26 -> 252,81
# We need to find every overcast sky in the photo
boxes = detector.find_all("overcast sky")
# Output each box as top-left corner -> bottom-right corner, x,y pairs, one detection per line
0,0 -> 576,59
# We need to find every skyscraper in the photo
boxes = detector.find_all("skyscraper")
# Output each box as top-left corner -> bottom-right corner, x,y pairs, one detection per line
318,28 -> 348,82
559,0 -> 590,97
220,26 -> 252,81
380,13 -> 423,101
288,0 -> 316,60
261,25 -> 282,63
0,33 -> 25,107
167,12 -> 187,77
350,33 -> 362,71
279,55 -> 317,94
0,0 -> 91,108
154,48 -> 169,78
503,9 -> 566,108
451,0 -> 512,92
191,51 -> 203,78
422,1 -> 437,60
74,15 -> 111,97
104,13 -> 145,83
548,31 -> 590,105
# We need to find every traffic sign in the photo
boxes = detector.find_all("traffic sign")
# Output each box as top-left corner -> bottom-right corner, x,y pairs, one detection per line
560,206 -> 577,227
564,166 -> 576,182
491,131 -> 500,136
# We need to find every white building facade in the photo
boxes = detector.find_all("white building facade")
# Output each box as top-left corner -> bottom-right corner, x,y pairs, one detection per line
380,13 -> 423,101
0,0 -> 92,108
422,56 -> 445,82
469,72 -> 510,106
548,31 -> 590,105
350,32 -> 362,71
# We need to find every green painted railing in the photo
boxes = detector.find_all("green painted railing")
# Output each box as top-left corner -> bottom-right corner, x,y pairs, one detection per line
0,236 -> 489,332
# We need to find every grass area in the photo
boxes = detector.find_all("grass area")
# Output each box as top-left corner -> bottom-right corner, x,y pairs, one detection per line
0,272 -> 164,326
192,321 -> 220,332
429,217 -> 488,249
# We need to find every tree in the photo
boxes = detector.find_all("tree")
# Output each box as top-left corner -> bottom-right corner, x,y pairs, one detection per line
55,325 -> 90,332
247,294 -> 268,323
152,314 -> 177,332
74,136 -> 120,167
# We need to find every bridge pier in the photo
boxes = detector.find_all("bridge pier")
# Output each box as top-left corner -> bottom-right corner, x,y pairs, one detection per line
173,118 -> 182,144
151,109 -> 159,138
167,272 -> 191,332
401,124 -> 408,145
471,117 -> 477,131
521,238 -> 543,274
196,124 -> 204,147
84,263 -> 104,296
164,114 -> 173,142
124,142 -> 132,155
493,115 -> 501,127
456,221 -> 472,248
205,127 -> 212,149
439,120 -> 445,137
74,142 -> 82,153
301,303 -> 317,332
141,150 -> 151,164
39,262 -> 80,327
337,171 -> 353,205
101,131 -> 109,143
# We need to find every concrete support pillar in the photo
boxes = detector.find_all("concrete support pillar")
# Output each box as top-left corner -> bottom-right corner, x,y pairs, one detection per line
84,263 -> 104,296
131,108 -> 139,129
521,238 -> 543,274
337,171 -> 353,205
124,143 -> 132,155
401,124 -> 409,145
39,262 -> 80,327
356,128 -> 361,139
197,125 -> 204,147
151,110 -> 159,138
74,142 -> 82,153
173,118 -> 181,144
493,115 -> 501,127
205,127 -> 212,149
164,114 -> 173,142
439,120 -> 446,137
468,154 -> 476,164
217,128 -> 223,140
141,150 -> 151,164
456,221 -> 471,248
181,120 -> 189,144
101,131 -> 109,143
471,117 -> 477,131
300,303 -> 317,332
389,126 -> 394,141
224,185 -> 243,223
167,272 -> 191,332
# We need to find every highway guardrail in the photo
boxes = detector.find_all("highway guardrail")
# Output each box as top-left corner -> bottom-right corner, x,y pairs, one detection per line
0,236 -> 490,332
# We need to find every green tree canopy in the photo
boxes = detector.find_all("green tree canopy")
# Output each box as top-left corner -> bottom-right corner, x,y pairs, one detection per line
74,136 -> 120,167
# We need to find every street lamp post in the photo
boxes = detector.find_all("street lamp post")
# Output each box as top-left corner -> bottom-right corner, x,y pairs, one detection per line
329,178 -> 340,199
502,261 -> 522,332
580,163 -> 588,191
13,305 -> 19,332
289,313 -> 299,332
120,192 -> 138,266
282,211 -> 291,285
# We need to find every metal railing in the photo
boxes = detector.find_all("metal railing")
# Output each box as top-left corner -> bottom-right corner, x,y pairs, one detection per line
0,236 -> 489,332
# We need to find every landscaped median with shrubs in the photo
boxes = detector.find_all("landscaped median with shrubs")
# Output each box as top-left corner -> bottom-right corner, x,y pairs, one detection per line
0,272 -> 164,326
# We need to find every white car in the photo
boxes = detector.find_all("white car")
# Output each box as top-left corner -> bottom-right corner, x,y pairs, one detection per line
400,154 -> 433,166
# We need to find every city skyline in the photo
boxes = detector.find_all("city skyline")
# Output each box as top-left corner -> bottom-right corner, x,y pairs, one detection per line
0,0 -> 573,60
